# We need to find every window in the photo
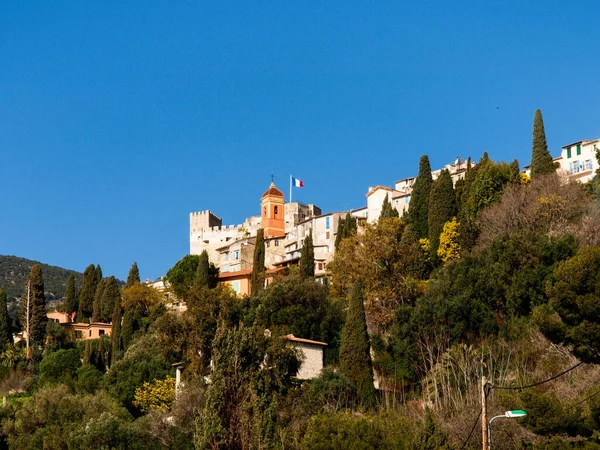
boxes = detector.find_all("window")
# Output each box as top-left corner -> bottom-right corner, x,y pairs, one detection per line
325,217 -> 330,230
326,231 -> 330,239
225,252 -> 229,261
234,250 -> 240,260
99,329 -> 105,336
75,330 -> 83,339
586,160 -> 593,170
405,196 -> 410,204
89,330 -> 92,337
274,240 -> 279,247
274,206 -> 279,215
231,280 -> 241,294
577,144 -> 581,156
263,207 -> 266,216
567,147 -> 572,158
266,241 -> 270,248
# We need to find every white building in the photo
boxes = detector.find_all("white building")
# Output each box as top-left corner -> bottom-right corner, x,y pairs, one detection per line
557,140 -> 599,183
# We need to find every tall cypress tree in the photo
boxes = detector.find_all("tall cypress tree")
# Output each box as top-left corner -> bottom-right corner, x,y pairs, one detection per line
379,193 -> 399,222
92,278 -> 108,322
0,287 -> 13,351
531,109 -> 556,177
299,230 -> 315,279
29,264 -> 47,345
101,276 -> 121,323
78,264 -> 98,321
125,262 -> 140,289
339,282 -> 375,408
251,229 -> 266,295
195,250 -> 211,289
111,293 -> 123,366
428,169 -> 456,258
64,274 -> 77,315
335,216 -> 348,251
408,155 -> 434,239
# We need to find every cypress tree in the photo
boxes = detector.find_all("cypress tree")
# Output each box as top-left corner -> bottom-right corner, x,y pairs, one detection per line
29,264 -> 47,345
111,297 -> 123,366
64,274 -> 77,315
79,264 -> 99,321
92,278 -> 108,322
345,212 -> 357,235
299,230 -> 315,279
334,216 -> 347,250
531,109 -> 556,177
95,265 -> 103,284
339,282 -> 375,408
408,155 -> 434,239
195,250 -> 211,289
101,276 -> 121,323
251,229 -> 266,295
427,169 -> 456,258
379,193 -> 399,222
0,287 -> 13,351
121,309 -> 135,350
125,262 -> 140,289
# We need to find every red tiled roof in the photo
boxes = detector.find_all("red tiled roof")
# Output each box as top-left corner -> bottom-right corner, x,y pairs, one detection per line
218,269 -> 252,279
262,183 -> 284,199
366,185 -> 394,197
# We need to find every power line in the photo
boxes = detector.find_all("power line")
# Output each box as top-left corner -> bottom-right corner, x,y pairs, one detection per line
493,362 -> 583,391
565,386 -> 600,411
459,408 -> 482,450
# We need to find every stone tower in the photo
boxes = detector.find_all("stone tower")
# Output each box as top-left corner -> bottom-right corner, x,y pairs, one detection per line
261,182 -> 285,237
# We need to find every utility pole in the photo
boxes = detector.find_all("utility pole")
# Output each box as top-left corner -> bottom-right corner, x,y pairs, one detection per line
481,375 -> 489,450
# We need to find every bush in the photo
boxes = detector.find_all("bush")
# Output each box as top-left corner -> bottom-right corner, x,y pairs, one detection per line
39,348 -> 81,388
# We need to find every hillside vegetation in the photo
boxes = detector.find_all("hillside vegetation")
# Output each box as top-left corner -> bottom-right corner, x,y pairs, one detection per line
0,255 -> 83,300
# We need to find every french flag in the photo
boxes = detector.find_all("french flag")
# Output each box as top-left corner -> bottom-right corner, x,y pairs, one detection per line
292,177 -> 304,188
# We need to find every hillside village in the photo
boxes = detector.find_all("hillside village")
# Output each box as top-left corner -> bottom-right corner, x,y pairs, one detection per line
3,111 -> 600,449
190,137 -> 599,297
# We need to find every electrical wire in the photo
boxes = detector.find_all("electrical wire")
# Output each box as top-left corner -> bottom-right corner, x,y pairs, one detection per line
459,408 -> 482,450
493,362 -> 583,390
564,386 -> 600,411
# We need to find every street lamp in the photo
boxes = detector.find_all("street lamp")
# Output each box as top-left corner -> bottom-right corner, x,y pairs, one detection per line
488,410 -> 527,448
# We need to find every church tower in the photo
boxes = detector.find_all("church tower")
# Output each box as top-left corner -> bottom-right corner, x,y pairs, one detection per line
261,182 -> 285,237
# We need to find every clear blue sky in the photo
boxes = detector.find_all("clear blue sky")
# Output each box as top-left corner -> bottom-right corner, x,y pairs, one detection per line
2,1 -> 599,281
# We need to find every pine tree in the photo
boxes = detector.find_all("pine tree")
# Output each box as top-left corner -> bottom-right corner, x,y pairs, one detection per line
379,193 -> 399,222
29,264 -> 47,345
125,262 -> 140,289
95,265 -> 103,284
101,276 -> 121,323
339,282 -> 375,408
111,297 -> 123,367
335,217 -> 347,251
78,264 -> 99,321
408,155 -> 434,239
299,230 -> 315,279
0,287 -> 13,351
427,169 -> 456,258
195,250 -> 211,289
64,274 -> 77,315
531,109 -> 556,177
251,229 -> 265,295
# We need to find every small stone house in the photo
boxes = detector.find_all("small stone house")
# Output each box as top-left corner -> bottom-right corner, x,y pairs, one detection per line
285,334 -> 327,380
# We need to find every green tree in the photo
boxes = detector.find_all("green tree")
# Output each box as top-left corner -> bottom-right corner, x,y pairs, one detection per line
251,229 -> 266,295
111,297 -> 123,366
125,262 -> 140,289
427,169 -> 456,258
379,193 -> 399,222
531,109 -> 556,177
39,348 -> 81,387
166,255 -> 200,298
29,264 -> 47,345
195,250 -> 211,289
100,276 -> 121,323
299,230 -> 315,279
408,155 -> 433,239
339,282 -> 376,408
64,274 -> 78,315
0,287 -> 13,351
78,264 -> 99,321
92,277 -> 108,322
538,246 -> 600,364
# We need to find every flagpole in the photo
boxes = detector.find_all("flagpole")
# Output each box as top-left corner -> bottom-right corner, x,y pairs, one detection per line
290,174 -> 292,203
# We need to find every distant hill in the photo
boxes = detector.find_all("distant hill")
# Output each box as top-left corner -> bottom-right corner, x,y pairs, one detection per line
0,255 -> 84,301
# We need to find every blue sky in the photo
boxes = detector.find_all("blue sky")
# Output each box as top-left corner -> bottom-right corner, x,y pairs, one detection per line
1,1 -> 599,281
